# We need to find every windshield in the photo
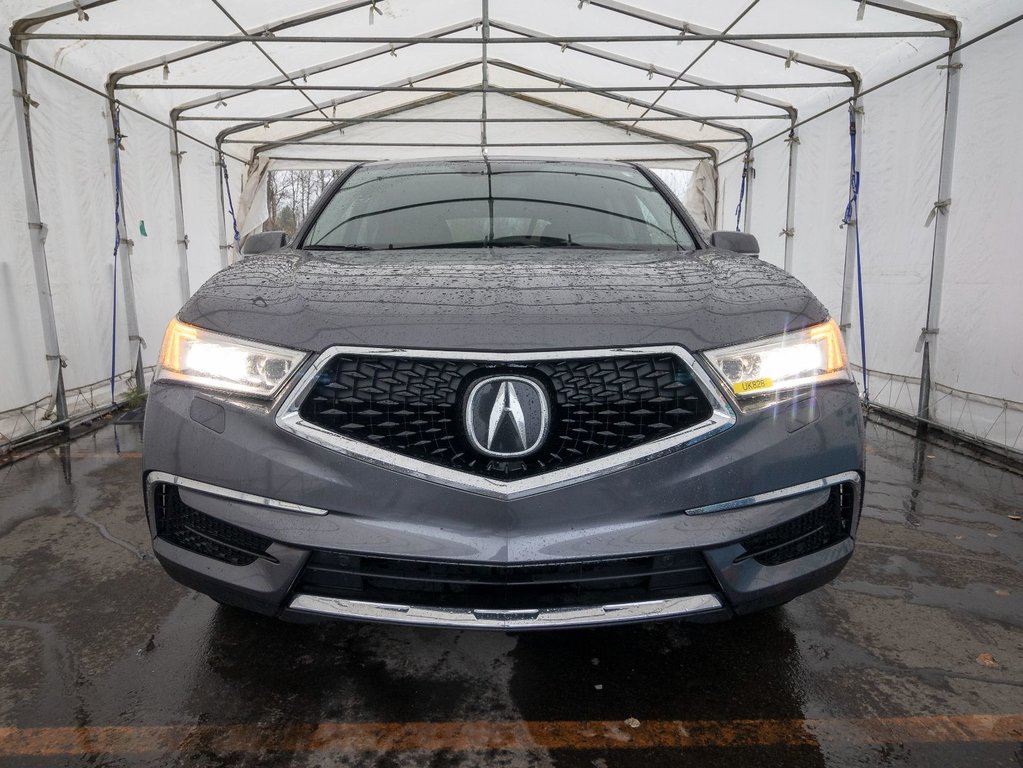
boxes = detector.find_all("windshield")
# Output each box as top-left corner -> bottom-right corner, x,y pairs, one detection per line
302,161 -> 697,251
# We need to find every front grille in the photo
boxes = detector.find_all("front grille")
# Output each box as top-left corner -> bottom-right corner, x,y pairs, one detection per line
296,549 -> 718,610
298,354 -> 713,479
152,483 -> 274,566
738,482 -> 857,566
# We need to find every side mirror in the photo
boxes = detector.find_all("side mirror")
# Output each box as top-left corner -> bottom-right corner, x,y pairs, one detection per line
241,231 -> 288,256
709,230 -> 760,256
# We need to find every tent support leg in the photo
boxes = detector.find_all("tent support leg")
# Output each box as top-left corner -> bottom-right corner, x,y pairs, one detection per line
839,97 -> 863,350
783,125 -> 799,273
215,150 -> 231,268
169,116 -> 191,302
10,50 -> 68,426
105,94 -> 146,396
918,46 -> 962,422
481,0 -> 489,150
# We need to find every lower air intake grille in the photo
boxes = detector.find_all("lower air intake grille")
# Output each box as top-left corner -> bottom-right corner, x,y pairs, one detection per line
295,548 -> 718,610
298,353 -> 713,480
738,482 -> 857,566
152,483 -> 274,566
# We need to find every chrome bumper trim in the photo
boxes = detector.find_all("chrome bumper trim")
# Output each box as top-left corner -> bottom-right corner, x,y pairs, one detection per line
274,345 -> 735,501
685,470 -> 861,516
145,471 -> 329,516
288,593 -> 723,628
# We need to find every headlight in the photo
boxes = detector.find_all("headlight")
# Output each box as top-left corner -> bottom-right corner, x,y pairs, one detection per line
156,318 -> 307,398
704,319 -> 850,400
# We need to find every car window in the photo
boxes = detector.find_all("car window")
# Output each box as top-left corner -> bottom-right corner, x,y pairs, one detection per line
303,161 -> 697,251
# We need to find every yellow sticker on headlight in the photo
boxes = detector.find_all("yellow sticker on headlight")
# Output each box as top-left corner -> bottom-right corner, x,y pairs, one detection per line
733,378 -> 773,395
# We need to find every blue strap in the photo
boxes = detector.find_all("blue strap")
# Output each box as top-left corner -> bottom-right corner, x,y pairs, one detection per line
843,105 -> 869,402
110,106 -> 123,403
220,155 -> 241,252
734,156 -> 748,232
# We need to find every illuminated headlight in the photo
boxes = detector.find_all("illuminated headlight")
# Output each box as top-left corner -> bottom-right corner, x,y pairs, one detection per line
156,318 -> 307,398
704,319 -> 850,400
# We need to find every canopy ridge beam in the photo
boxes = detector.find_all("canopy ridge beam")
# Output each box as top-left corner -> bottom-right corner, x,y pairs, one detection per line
218,58 -> 753,152
108,0 -> 378,92
717,14 -> 1023,170
241,63 -> 732,161
206,0 -> 337,127
183,113 -> 788,124
859,0 -> 959,37
490,19 -> 801,119
118,82 -> 842,94
235,139 -> 735,148
588,0 -> 862,91
165,21 -> 481,118
489,59 -> 753,146
247,92 -> 462,155
503,91 -> 719,160
215,60 -> 483,150
10,0 -> 118,38
0,39 -> 247,162
12,31 -> 953,43
603,0 -> 765,128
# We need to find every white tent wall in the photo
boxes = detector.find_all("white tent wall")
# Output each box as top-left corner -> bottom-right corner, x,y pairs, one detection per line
27,64 -> 134,412
846,65 -> 944,414
932,25 -> 1023,453
744,136 -> 790,270
716,155 -> 747,233
772,106 -> 851,319
220,154 -> 248,264
0,55 -> 51,443
118,109 -> 191,370
178,138 -> 227,291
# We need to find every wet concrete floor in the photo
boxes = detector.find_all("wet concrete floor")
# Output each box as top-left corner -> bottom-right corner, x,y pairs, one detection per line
0,415 -> 1021,767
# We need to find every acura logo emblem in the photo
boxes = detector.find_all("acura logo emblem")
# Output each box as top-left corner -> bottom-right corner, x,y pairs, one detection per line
465,375 -> 550,459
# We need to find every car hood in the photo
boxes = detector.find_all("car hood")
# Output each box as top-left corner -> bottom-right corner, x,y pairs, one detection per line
179,248 -> 828,354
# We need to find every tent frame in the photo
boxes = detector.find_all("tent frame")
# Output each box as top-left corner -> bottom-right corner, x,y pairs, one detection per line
7,0 -> 1016,456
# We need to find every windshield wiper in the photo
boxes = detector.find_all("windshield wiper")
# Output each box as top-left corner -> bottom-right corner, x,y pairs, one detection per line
486,235 -> 575,247
307,243 -> 377,251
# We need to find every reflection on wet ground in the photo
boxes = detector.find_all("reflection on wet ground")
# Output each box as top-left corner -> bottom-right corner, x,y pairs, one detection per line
0,416 -> 1021,767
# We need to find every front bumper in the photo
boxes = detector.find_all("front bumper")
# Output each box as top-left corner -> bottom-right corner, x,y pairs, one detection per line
142,374 -> 864,628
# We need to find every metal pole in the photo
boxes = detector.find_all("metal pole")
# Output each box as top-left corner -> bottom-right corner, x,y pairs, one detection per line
169,116 -> 192,302
918,45 -> 962,421
9,51 -> 68,424
481,0 -> 489,151
115,82 -> 848,93
839,98 -> 863,349
227,139 -> 744,147
105,98 -> 147,394
215,151 -> 231,269
14,31 -> 951,43
783,126 -> 800,273
182,114 -> 787,123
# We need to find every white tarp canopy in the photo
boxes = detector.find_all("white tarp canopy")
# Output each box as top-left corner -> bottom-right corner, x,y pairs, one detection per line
1,0 -> 1021,457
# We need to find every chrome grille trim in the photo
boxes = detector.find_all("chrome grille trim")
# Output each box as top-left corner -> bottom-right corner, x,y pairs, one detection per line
274,346 -> 735,500
145,471 -> 329,516
684,471 -> 861,516
288,593 -> 724,628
